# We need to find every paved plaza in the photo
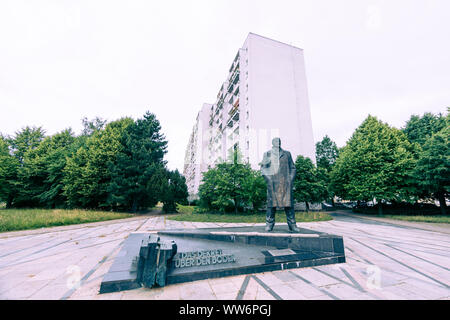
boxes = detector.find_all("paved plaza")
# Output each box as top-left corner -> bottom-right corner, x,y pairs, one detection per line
0,211 -> 449,300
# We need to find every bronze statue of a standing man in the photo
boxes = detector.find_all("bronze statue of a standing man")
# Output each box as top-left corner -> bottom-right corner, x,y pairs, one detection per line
260,137 -> 300,232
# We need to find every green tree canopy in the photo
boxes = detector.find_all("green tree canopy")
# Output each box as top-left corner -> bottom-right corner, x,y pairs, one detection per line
414,124 -> 449,214
198,148 -> 266,213
403,112 -> 446,146
293,155 -> 328,211
15,129 -> 76,208
0,136 -> 19,207
315,135 -> 339,205
315,135 -> 339,172
63,117 -> 134,209
8,126 -> 45,164
107,111 -> 168,212
161,169 -> 189,213
330,115 -> 416,214
81,116 -> 107,136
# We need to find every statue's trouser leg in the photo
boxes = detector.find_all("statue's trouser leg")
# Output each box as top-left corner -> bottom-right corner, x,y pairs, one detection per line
285,207 -> 300,232
265,207 -> 276,231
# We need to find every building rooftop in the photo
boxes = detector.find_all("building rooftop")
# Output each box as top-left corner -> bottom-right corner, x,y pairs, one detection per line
246,32 -> 304,51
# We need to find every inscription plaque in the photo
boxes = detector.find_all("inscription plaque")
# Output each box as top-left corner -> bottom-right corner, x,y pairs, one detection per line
172,249 -> 236,268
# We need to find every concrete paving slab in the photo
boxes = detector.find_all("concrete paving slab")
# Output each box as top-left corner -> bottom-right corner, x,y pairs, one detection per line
0,212 -> 448,300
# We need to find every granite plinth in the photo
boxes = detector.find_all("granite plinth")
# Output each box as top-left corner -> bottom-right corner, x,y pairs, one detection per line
99,226 -> 345,294
99,233 -> 147,294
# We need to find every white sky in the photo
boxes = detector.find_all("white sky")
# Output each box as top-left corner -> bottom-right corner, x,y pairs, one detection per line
1,0 -> 449,171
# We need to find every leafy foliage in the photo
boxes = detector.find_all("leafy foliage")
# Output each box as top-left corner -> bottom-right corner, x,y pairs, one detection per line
403,112 -> 446,146
81,116 -> 107,136
198,148 -> 266,213
106,112 -> 168,212
330,115 -> 416,213
63,118 -> 134,209
293,155 -> 328,211
0,111 -> 186,212
315,135 -> 339,172
414,124 -> 449,214
15,129 -> 76,208
161,169 -> 189,213
8,126 -> 45,164
0,136 -> 19,207
315,135 -> 339,205
403,111 -> 449,211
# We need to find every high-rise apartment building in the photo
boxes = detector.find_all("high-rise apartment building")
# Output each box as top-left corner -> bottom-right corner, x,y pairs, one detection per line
183,33 -> 315,198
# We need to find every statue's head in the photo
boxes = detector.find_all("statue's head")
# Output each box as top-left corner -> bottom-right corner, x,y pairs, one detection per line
272,137 -> 281,148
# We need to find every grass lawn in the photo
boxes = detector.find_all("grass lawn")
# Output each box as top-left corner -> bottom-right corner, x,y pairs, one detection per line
378,214 -> 450,224
0,208 -> 135,232
167,205 -> 333,223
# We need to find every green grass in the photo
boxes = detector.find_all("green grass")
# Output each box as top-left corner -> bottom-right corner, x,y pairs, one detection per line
167,205 -> 333,223
0,208 -> 134,232
378,215 -> 450,224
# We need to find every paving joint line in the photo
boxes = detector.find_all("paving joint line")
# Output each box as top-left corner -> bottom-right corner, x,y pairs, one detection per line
288,270 -> 340,300
350,237 -> 449,289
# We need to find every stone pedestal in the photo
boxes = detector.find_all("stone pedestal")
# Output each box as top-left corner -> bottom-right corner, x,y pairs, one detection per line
99,225 -> 345,294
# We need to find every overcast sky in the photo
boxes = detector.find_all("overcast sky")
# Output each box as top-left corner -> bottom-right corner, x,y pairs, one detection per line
1,0 -> 449,171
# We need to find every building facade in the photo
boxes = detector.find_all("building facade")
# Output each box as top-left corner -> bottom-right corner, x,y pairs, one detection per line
183,33 -> 315,199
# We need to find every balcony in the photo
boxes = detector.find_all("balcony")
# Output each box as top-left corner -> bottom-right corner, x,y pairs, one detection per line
227,83 -> 234,94
229,52 -> 239,73
229,101 -> 239,117
232,72 -> 240,85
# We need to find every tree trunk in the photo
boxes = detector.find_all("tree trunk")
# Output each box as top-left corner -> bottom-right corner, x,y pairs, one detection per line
131,198 -> 138,213
437,191 -> 447,215
234,197 -> 238,214
305,202 -> 309,212
6,195 -> 13,209
378,202 -> 383,216
331,197 -> 335,207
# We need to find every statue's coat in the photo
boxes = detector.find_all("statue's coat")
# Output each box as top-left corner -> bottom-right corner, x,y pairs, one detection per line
260,148 -> 296,208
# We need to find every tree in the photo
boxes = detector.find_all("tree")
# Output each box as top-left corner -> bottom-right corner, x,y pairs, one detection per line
15,129 -> 76,208
242,170 -> 267,212
8,126 -> 45,164
403,111 -> 448,202
316,135 -> 339,172
107,112 -> 168,212
293,155 -> 328,211
315,135 -> 339,205
81,117 -> 107,136
63,117 -> 134,209
415,125 -> 449,214
161,169 -> 189,213
403,112 -> 446,146
198,148 -> 266,213
330,115 -> 416,215
0,136 -> 19,207
3,127 -> 45,207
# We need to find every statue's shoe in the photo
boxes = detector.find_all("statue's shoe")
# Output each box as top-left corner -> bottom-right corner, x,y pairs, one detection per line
288,224 -> 300,233
265,224 -> 274,232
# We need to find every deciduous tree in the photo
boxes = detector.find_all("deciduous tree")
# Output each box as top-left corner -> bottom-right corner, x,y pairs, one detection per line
330,115 -> 416,214
293,155 -> 328,211
0,136 -> 19,208
415,124 -> 449,214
